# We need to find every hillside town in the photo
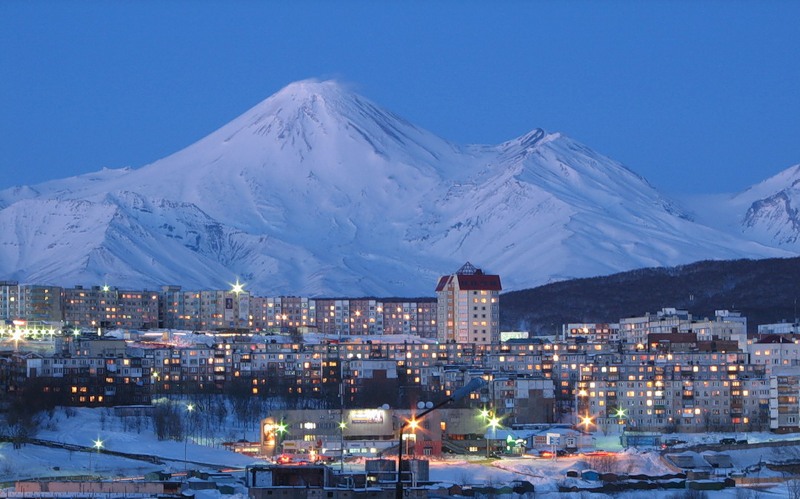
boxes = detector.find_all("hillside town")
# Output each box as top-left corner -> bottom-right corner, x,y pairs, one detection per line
3,261 -> 800,453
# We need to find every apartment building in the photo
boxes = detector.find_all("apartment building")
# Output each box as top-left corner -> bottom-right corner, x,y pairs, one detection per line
63,285 -> 159,330
577,349 -> 769,433
378,299 -> 437,338
619,308 -> 691,346
563,323 -> 620,343
769,366 -> 800,432
25,342 -> 151,406
435,262 -> 501,345
748,335 -> 800,368
309,298 -> 437,337
679,310 -> 748,349
758,321 -> 800,335
0,281 -> 63,323
159,286 -> 250,331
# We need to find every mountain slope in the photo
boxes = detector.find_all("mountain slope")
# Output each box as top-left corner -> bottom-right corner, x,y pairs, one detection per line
0,79 -> 793,295
501,257 -> 800,335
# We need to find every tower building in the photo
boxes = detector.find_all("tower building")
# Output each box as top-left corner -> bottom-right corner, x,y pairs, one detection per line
435,262 -> 501,345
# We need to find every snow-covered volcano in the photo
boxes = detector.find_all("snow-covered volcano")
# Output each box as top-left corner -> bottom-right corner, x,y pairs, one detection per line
0,79 -> 792,295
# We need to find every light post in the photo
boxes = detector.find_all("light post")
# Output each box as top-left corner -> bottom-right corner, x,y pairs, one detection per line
580,414 -> 594,433
339,358 -> 348,471
184,403 -> 194,474
10,329 -> 23,352
479,407 -> 491,457
405,418 -> 419,457
338,420 -> 347,471
90,438 -> 103,475
487,415 -> 501,457
396,377 -> 486,499
614,407 -> 626,433
275,419 -> 287,454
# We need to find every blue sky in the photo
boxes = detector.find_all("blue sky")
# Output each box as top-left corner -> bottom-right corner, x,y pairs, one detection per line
1,1 -> 798,194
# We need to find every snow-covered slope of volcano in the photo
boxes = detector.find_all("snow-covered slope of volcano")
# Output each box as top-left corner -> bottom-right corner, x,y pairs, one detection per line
0,79 -> 792,295
733,164 -> 800,247
680,164 -> 800,251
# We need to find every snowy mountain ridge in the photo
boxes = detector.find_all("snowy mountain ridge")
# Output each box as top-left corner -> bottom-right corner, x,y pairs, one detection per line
0,79 -> 795,296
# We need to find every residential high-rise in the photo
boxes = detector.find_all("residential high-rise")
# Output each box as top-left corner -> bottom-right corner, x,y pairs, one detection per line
435,262 -> 501,345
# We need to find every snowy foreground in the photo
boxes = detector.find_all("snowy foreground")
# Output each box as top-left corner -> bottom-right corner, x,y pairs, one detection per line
1,407 -> 799,498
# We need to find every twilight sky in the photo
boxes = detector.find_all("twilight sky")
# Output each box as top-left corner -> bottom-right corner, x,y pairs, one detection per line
1,1 -> 798,194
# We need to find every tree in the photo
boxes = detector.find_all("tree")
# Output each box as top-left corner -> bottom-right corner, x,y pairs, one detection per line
151,401 -> 184,441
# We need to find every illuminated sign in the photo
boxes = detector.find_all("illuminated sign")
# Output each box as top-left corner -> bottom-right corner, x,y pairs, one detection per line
350,409 -> 385,425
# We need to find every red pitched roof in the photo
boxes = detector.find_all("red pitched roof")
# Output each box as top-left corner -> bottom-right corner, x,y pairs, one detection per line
435,276 -> 451,292
435,274 -> 503,291
435,263 -> 502,292
456,273 -> 501,291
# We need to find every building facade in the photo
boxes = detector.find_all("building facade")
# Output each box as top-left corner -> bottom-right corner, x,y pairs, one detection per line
435,262 -> 501,345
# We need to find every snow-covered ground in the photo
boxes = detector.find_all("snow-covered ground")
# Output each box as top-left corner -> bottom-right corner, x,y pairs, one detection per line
3,407 -> 800,498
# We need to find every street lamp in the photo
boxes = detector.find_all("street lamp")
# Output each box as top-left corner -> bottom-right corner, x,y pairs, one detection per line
487,415 -> 501,457
338,420 -> 347,471
339,358 -> 349,471
580,414 -> 594,433
396,377 -> 486,499
614,407 -> 626,427
405,418 -> 419,457
479,408 -> 488,455
275,420 -> 288,453
184,403 -> 194,474
90,438 -> 103,475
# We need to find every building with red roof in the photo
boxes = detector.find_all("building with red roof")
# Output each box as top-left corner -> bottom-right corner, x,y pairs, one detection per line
435,262 -> 501,345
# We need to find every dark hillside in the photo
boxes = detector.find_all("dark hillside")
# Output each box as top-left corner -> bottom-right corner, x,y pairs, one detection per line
500,257 -> 800,335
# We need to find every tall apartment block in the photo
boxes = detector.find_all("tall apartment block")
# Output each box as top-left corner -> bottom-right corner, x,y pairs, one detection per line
435,262 -> 501,345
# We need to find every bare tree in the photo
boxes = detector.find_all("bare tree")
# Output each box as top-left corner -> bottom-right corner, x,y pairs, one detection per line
785,472 -> 800,499
587,454 -> 618,473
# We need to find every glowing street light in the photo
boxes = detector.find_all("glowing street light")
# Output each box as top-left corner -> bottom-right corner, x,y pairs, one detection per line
339,420 -> 347,471
396,377 -> 486,499
231,279 -> 245,295
184,403 -> 195,474
404,418 -> 420,456
90,438 -> 103,474
10,329 -> 23,351
274,419 -> 288,452
580,415 -> 594,433
487,415 -> 501,457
